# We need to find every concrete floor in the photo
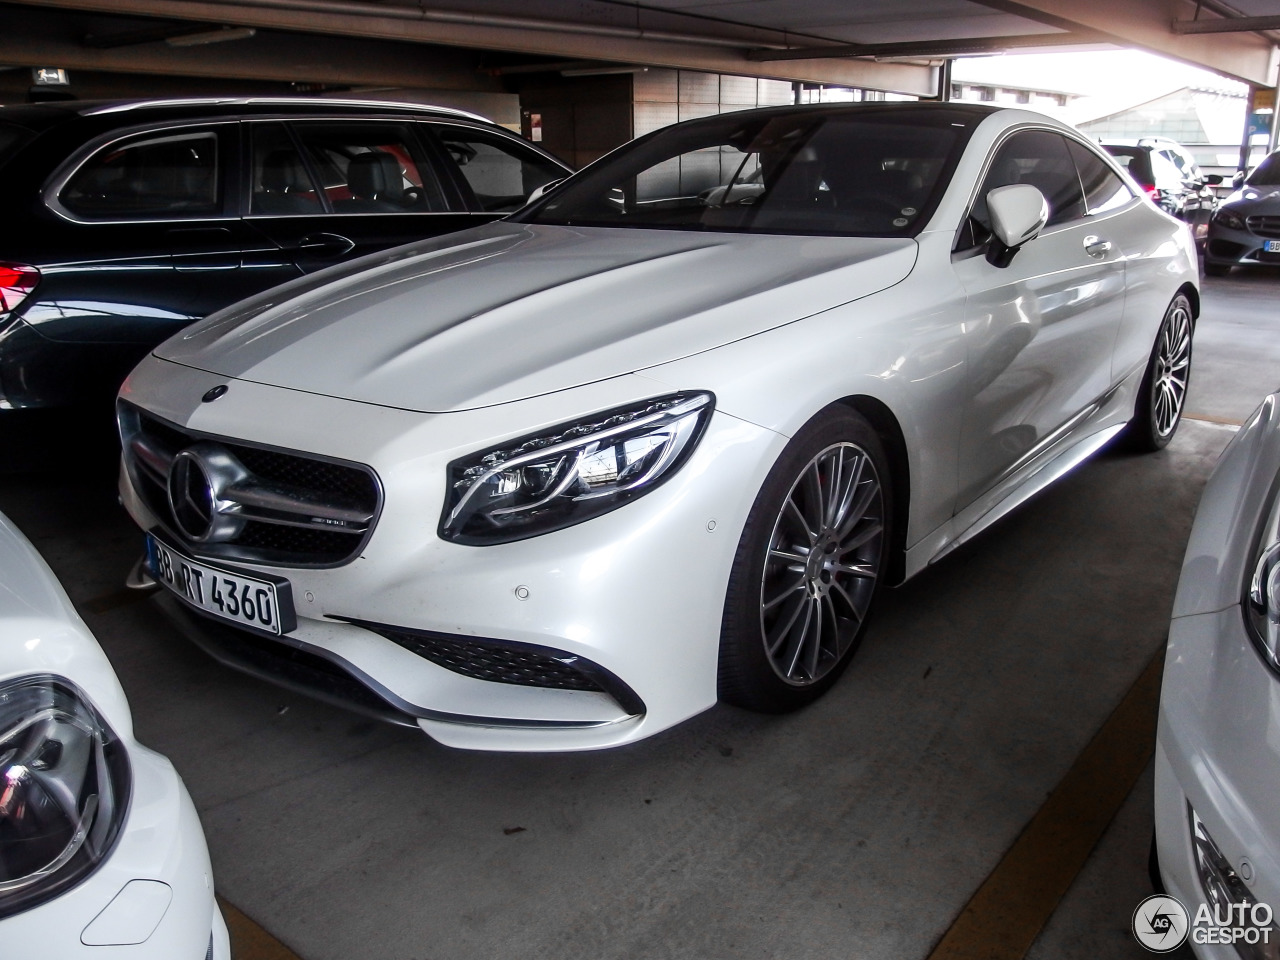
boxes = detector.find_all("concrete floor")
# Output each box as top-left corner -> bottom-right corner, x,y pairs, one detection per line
3,267 -> 1277,960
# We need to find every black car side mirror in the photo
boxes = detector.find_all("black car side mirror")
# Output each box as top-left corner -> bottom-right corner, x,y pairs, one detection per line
1205,174 -> 1224,186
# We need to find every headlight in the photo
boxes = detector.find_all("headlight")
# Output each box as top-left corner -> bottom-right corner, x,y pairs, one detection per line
441,392 -> 714,545
0,676 -> 131,919
1246,471 -> 1280,674
1215,208 -> 1247,230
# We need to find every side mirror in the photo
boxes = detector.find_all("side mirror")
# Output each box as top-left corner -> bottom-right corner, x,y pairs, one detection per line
1233,170 -> 1246,189
985,184 -> 1049,268
525,179 -> 563,205
1205,174 -> 1224,186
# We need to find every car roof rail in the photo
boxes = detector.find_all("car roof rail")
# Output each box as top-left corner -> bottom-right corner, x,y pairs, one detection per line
79,97 -> 490,124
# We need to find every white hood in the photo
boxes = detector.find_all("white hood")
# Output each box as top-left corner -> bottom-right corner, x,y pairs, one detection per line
156,222 -> 918,413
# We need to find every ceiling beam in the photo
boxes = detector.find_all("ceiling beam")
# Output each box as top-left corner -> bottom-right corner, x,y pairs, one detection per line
1172,15 -> 1280,35
966,0 -> 1278,86
7,0 -> 940,94
747,32 -> 1107,62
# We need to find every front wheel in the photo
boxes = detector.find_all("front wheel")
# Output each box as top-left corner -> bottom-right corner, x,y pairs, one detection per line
718,407 -> 892,713
1126,293 -> 1193,452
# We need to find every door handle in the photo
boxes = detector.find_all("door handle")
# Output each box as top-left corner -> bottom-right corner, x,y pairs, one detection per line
1083,236 -> 1112,259
296,233 -> 355,257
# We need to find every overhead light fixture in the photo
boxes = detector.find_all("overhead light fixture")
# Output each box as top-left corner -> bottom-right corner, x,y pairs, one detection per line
165,26 -> 256,47
560,66 -> 648,77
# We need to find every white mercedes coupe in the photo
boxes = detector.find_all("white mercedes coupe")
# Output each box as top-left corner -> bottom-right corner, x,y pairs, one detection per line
117,103 -> 1199,751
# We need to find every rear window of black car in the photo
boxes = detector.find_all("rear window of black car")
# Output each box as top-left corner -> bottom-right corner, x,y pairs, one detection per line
59,128 -> 221,220
1103,146 -> 1154,186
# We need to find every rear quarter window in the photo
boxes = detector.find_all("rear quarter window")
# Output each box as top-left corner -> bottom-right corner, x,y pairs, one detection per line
58,128 -> 222,220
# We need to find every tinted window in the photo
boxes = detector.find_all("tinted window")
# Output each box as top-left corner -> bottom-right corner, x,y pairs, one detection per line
290,121 -> 445,213
1067,140 -> 1133,215
61,129 -> 221,220
431,124 -> 564,213
974,130 -> 1086,230
523,109 -> 973,236
249,122 -> 322,216
1247,152 -> 1280,186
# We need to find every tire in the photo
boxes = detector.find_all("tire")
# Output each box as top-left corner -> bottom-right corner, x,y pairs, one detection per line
1203,261 -> 1231,277
1126,293 -> 1193,452
718,406 -> 892,713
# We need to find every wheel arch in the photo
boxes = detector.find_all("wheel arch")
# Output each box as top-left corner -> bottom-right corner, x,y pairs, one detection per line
835,394 -> 910,586
1177,282 -> 1200,323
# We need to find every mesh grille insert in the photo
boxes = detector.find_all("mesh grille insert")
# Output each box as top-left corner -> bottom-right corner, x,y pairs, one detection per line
377,629 -> 606,693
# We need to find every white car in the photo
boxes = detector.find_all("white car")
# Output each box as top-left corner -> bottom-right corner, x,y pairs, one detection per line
1154,392 -> 1280,956
0,512 -> 228,958
117,103 -> 1199,751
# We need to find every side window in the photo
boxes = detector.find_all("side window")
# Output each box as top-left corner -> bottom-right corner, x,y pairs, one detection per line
972,130 -> 1087,232
429,123 -> 564,213
289,121 -> 445,214
249,122 -> 322,216
1067,140 -> 1133,215
60,128 -> 223,220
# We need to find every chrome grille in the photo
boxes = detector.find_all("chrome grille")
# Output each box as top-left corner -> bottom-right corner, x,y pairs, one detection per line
119,402 -> 381,568
1246,215 -> 1280,239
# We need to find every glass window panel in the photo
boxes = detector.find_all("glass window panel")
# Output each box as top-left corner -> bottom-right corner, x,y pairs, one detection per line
61,129 -> 220,220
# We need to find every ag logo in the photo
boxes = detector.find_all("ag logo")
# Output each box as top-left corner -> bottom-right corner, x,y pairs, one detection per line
1133,894 -> 1190,952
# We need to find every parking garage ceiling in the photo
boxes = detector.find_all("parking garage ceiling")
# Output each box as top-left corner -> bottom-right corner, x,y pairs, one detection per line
4,0 -> 1280,96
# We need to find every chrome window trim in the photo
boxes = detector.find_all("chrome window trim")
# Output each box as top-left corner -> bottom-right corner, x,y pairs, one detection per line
44,119 -> 240,226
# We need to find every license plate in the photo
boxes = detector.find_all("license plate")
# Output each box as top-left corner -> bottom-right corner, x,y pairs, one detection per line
147,536 -> 295,635
1267,241 -> 1280,253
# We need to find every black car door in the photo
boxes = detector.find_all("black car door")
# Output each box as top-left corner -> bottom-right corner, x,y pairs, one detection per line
242,118 -> 479,274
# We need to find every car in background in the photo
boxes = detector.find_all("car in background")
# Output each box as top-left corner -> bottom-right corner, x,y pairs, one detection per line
1202,149 -> 1280,277
117,102 -> 1199,751
0,98 -> 569,413
0,510 -> 228,959
1154,392 -> 1280,955
1102,138 -> 1220,230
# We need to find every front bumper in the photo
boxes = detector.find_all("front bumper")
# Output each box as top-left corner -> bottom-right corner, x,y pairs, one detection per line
1156,605 -> 1280,959
0,741 -> 228,960
1203,221 -> 1280,269
120,357 -> 785,751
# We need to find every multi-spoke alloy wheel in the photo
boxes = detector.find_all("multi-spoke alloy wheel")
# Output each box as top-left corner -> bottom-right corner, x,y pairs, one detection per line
760,442 -> 884,686
1128,293 -> 1194,452
1151,300 -> 1192,440
719,407 -> 892,712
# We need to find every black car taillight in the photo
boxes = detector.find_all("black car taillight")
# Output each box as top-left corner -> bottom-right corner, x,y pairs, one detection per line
0,263 -> 39,316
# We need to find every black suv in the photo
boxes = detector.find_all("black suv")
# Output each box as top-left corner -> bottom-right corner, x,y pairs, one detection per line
0,98 -> 568,412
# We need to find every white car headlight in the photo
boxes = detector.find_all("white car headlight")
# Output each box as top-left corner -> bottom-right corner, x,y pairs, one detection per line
0,675 -> 131,918
1246,472 -> 1280,674
441,393 -> 714,545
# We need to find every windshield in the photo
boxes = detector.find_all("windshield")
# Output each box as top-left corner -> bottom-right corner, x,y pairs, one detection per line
520,107 -> 978,237
1247,152 -> 1280,186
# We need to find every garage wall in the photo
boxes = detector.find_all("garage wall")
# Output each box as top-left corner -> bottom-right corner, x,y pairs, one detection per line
634,69 -> 794,138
